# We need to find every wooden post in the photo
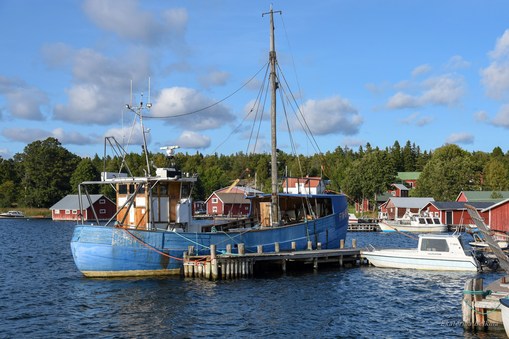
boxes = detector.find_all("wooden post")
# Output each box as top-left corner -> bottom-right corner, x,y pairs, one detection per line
210,244 -> 218,280
307,241 -> 313,250
462,278 -> 474,329
226,244 -> 232,254
257,245 -> 263,254
275,242 -> 280,253
340,239 -> 345,249
238,243 -> 245,255
221,259 -> 226,280
183,251 -> 189,277
352,239 -> 357,249
473,278 -> 485,330
188,245 -> 194,256
291,241 -> 296,251
205,261 -> 210,279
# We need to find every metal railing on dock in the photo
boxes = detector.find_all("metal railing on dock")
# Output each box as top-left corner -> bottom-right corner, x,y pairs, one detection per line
183,239 -> 361,280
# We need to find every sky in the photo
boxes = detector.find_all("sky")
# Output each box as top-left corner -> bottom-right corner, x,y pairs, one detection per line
1,0 -> 509,160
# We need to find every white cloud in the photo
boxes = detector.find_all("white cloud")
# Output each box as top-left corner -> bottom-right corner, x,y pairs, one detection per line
445,55 -> 470,70
151,87 -> 236,130
103,125 -> 147,148
199,70 -> 230,88
386,74 -> 465,109
412,64 -> 432,77
173,131 -> 211,149
400,112 -> 433,126
387,92 -> 419,109
445,132 -> 474,144
474,110 -> 488,122
82,0 -> 187,47
0,76 -> 48,120
2,127 -> 94,145
52,47 -> 150,124
491,104 -> 509,128
297,96 -> 362,136
481,30 -> 509,100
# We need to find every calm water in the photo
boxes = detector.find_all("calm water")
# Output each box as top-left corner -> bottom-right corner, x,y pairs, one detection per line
0,219 -> 505,338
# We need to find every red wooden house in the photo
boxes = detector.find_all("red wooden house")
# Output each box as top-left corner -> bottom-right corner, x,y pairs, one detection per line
204,186 -> 261,217
50,194 -> 116,221
421,201 -> 493,226
481,199 -> 509,232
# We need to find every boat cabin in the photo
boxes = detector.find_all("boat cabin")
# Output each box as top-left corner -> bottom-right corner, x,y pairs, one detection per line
104,168 -> 196,230
418,234 -> 468,256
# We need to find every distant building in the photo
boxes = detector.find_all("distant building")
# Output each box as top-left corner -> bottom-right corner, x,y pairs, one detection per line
397,172 -> 421,188
421,201 -> 494,226
481,198 -> 509,232
50,194 -> 116,221
205,186 -> 262,217
281,177 -> 327,195
379,197 -> 434,220
456,191 -> 509,202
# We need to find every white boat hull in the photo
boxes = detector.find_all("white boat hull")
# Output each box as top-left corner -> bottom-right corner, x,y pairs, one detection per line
500,298 -> 509,337
378,221 -> 448,233
361,248 -> 478,271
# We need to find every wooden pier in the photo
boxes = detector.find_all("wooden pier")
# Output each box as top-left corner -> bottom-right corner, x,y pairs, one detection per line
183,240 -> 361,280
348,222 -> 380,232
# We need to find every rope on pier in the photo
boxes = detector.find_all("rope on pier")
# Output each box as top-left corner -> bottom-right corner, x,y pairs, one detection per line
462,289 -> 492,297
462,299 -> 501,315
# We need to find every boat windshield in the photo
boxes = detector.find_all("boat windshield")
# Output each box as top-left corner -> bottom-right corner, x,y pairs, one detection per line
420,238 -> 449,252
433,218 -> 441,224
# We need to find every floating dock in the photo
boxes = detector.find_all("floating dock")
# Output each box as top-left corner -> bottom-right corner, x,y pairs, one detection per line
183,239 -> 361,280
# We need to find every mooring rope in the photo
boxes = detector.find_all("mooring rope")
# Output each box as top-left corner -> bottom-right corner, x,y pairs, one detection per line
121,227 -> 184,261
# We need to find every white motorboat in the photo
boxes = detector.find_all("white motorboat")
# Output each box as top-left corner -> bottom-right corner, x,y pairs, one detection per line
0,210 -> 25,218
361,234 -> 479,271
378,212 -> 447,233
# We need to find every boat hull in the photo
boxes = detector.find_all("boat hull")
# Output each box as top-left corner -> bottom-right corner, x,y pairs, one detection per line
500,298 -> 509,337
71,209 -> 348,277
378,221 -> 448,233
361,249 -> 478,271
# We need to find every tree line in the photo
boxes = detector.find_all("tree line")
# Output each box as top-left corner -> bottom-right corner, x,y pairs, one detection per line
0,138 -> 508,209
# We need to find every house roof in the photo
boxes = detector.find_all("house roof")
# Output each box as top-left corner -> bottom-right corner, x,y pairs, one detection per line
216,186 -> 262,194
215,192 -> 251,204
481,198 -> 509,211
391,183 -> 409,191
456,191 -> 509,202
282,177 -> 323,188
387,197 -> 434,209
49,194 -> 110,210
428,201 -> 495,210
397,172 -> 421,181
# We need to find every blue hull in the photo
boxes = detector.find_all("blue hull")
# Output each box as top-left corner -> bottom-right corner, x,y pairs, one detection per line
71,198 -> 348,277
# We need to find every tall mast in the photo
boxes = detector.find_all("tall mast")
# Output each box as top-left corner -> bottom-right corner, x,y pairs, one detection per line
263,6 -> 281,226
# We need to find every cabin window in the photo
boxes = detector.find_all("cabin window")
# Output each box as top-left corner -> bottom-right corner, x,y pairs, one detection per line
65,210 -> 70,215
418,218 -> 426,224
159,185 -> 168,196
99,209 -> 106,214
425,218 -> 432,224
129,185 -> 135,194
181,183 -> 190,198
433,218 -> 441,224
99,199 -> 105,204
420,238 -> 449,252
72,210 -> 77,214
212,198 -> 218,204
119,185 -> 127,194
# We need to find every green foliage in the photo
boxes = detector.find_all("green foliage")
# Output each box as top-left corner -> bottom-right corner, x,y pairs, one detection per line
484,159 -> 509,191
415,144 -> 475,200
0,180 -> 17,208
70,158 -> 101,194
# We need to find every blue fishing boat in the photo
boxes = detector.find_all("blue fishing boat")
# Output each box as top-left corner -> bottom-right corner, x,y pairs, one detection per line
70,7 -> 348,277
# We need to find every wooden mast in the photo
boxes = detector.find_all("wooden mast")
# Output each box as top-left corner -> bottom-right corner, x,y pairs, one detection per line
264,6 -> 281,226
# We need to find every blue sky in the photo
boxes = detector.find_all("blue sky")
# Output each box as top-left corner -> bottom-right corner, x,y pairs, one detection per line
1,0 -> 509,159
